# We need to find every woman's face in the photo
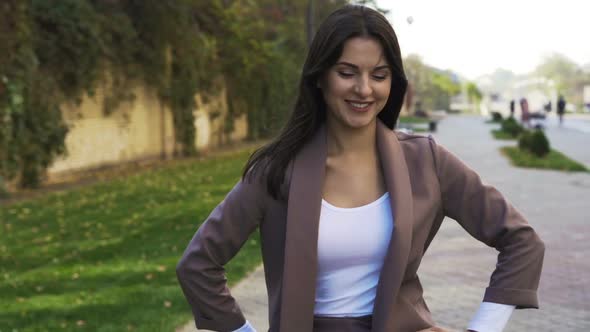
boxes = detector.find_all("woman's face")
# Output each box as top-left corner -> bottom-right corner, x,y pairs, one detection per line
320,36 -> 392,130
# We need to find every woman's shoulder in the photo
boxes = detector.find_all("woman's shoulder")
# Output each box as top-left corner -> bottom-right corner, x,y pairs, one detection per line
394,130 -> 437,151
393,131 -> 454,168
394,130 -> 431,141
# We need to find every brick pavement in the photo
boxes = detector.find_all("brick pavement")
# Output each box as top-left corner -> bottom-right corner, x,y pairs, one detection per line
178,115 -> 590,331
423,115 -> 590,331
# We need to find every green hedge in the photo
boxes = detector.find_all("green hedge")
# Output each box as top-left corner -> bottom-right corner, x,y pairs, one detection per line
518,130 -> 550,157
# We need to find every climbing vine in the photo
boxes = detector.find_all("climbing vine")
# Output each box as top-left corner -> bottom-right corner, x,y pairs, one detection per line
0,0 -> 347,189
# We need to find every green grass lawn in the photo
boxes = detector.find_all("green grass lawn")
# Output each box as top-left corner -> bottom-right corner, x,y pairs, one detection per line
398,115 -> 430,124
491,129 -> 517,140
0,149 -> 262,332
501,147 -> 589,172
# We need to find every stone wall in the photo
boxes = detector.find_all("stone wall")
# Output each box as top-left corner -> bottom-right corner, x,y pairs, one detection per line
47,82 -> 247,180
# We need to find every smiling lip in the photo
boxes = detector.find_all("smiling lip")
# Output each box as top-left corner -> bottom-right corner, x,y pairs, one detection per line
346,100 -> 374,112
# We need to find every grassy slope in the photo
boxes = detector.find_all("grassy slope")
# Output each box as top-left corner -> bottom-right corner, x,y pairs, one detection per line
0,150 -> 262,332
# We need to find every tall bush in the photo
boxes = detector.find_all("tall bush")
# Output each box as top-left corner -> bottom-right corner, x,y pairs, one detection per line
491,111 -> 503,122
501,117 -> 525,137
518,129 -> 550,157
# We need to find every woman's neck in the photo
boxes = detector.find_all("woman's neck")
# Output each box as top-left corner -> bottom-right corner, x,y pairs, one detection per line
326,118 -> 378,158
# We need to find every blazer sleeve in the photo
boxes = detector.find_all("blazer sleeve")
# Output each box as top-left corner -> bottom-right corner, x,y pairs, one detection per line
429,137 -> 545,309
176,178 -> 267,331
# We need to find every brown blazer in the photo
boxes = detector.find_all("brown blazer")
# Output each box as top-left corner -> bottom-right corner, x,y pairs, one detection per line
176,121 -> 545,332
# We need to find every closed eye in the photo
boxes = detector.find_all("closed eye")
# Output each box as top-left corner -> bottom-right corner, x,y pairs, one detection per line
337,71 -> 355,78
372,74 -> 388,81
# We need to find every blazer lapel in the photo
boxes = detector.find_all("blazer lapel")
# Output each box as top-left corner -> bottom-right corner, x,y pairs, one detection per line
278,121 -> 413,332
372,121 -> 414,331
279,125 -> 327,332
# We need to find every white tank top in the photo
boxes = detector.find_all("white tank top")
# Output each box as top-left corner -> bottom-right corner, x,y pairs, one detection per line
314,192 -> 394,317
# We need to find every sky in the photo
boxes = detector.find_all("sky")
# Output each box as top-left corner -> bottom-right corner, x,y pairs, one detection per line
376,0 -> 590,80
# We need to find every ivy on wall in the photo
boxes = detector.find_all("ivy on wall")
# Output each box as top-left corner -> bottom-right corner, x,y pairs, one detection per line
1,0 -> 213,188
0,0 -> 347,189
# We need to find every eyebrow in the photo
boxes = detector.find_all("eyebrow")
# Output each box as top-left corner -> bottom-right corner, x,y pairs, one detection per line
335,61 -> 391,70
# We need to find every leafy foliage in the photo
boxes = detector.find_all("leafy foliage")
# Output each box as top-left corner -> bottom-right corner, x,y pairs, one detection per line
218,0 -> 346,140
534,53 -> 590,110
1,0 -> 348,188
466,82 -> 482,101
490,111 -> 503,122
403,54 -> 461,111
518,129 -> 550,157
500,117 -> 524,138
0,0 -> 69,188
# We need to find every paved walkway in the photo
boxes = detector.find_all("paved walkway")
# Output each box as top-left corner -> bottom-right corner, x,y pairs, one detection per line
178,115 -> 590,331
543,115 -> 590,168
423,116 -> 589,331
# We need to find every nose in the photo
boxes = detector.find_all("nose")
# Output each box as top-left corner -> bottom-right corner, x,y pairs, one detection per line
354,75 -> 372,98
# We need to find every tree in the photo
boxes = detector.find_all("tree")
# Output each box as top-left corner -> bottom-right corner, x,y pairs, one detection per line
431,71 -> 461,110
0,0 -> 372,189
534,53 -> 590,107
403,54 -> 461,112
466,82 -> 482,112
534,53 -> 578,93
349,0 -> 390,14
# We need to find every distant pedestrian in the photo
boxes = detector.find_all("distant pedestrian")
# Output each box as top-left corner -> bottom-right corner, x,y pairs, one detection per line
520,97 -> 530,128
557,95 -> 566,125
509,99 -> 515,118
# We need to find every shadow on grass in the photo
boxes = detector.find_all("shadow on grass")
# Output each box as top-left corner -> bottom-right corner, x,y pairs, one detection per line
0,150 -> 263,331
1,231 -> 261,331
1,284 -> 189,332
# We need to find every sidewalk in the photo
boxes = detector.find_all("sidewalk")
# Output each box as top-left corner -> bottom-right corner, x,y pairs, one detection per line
424,115 -> 589,331
178,115 -> 590,331
544,122 -> 590,168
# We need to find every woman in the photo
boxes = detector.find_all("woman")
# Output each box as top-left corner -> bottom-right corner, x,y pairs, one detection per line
176,5 -> 544,332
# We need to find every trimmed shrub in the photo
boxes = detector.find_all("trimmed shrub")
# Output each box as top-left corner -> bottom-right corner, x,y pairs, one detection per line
491,111 -> 503,122
518,131 -> 533,151
518,129 -> 550,157
501,117 -> 524,137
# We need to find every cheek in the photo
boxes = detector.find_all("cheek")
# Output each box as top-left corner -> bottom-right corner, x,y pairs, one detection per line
324,76 -> 352,98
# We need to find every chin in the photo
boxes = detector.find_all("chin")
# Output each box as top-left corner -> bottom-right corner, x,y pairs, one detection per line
343,117 -> 377,129
327,105 -> 379,130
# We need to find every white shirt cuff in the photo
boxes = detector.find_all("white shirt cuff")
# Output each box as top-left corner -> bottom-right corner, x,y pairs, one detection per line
467,301 -> 515,332
232,320 -> 257,332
